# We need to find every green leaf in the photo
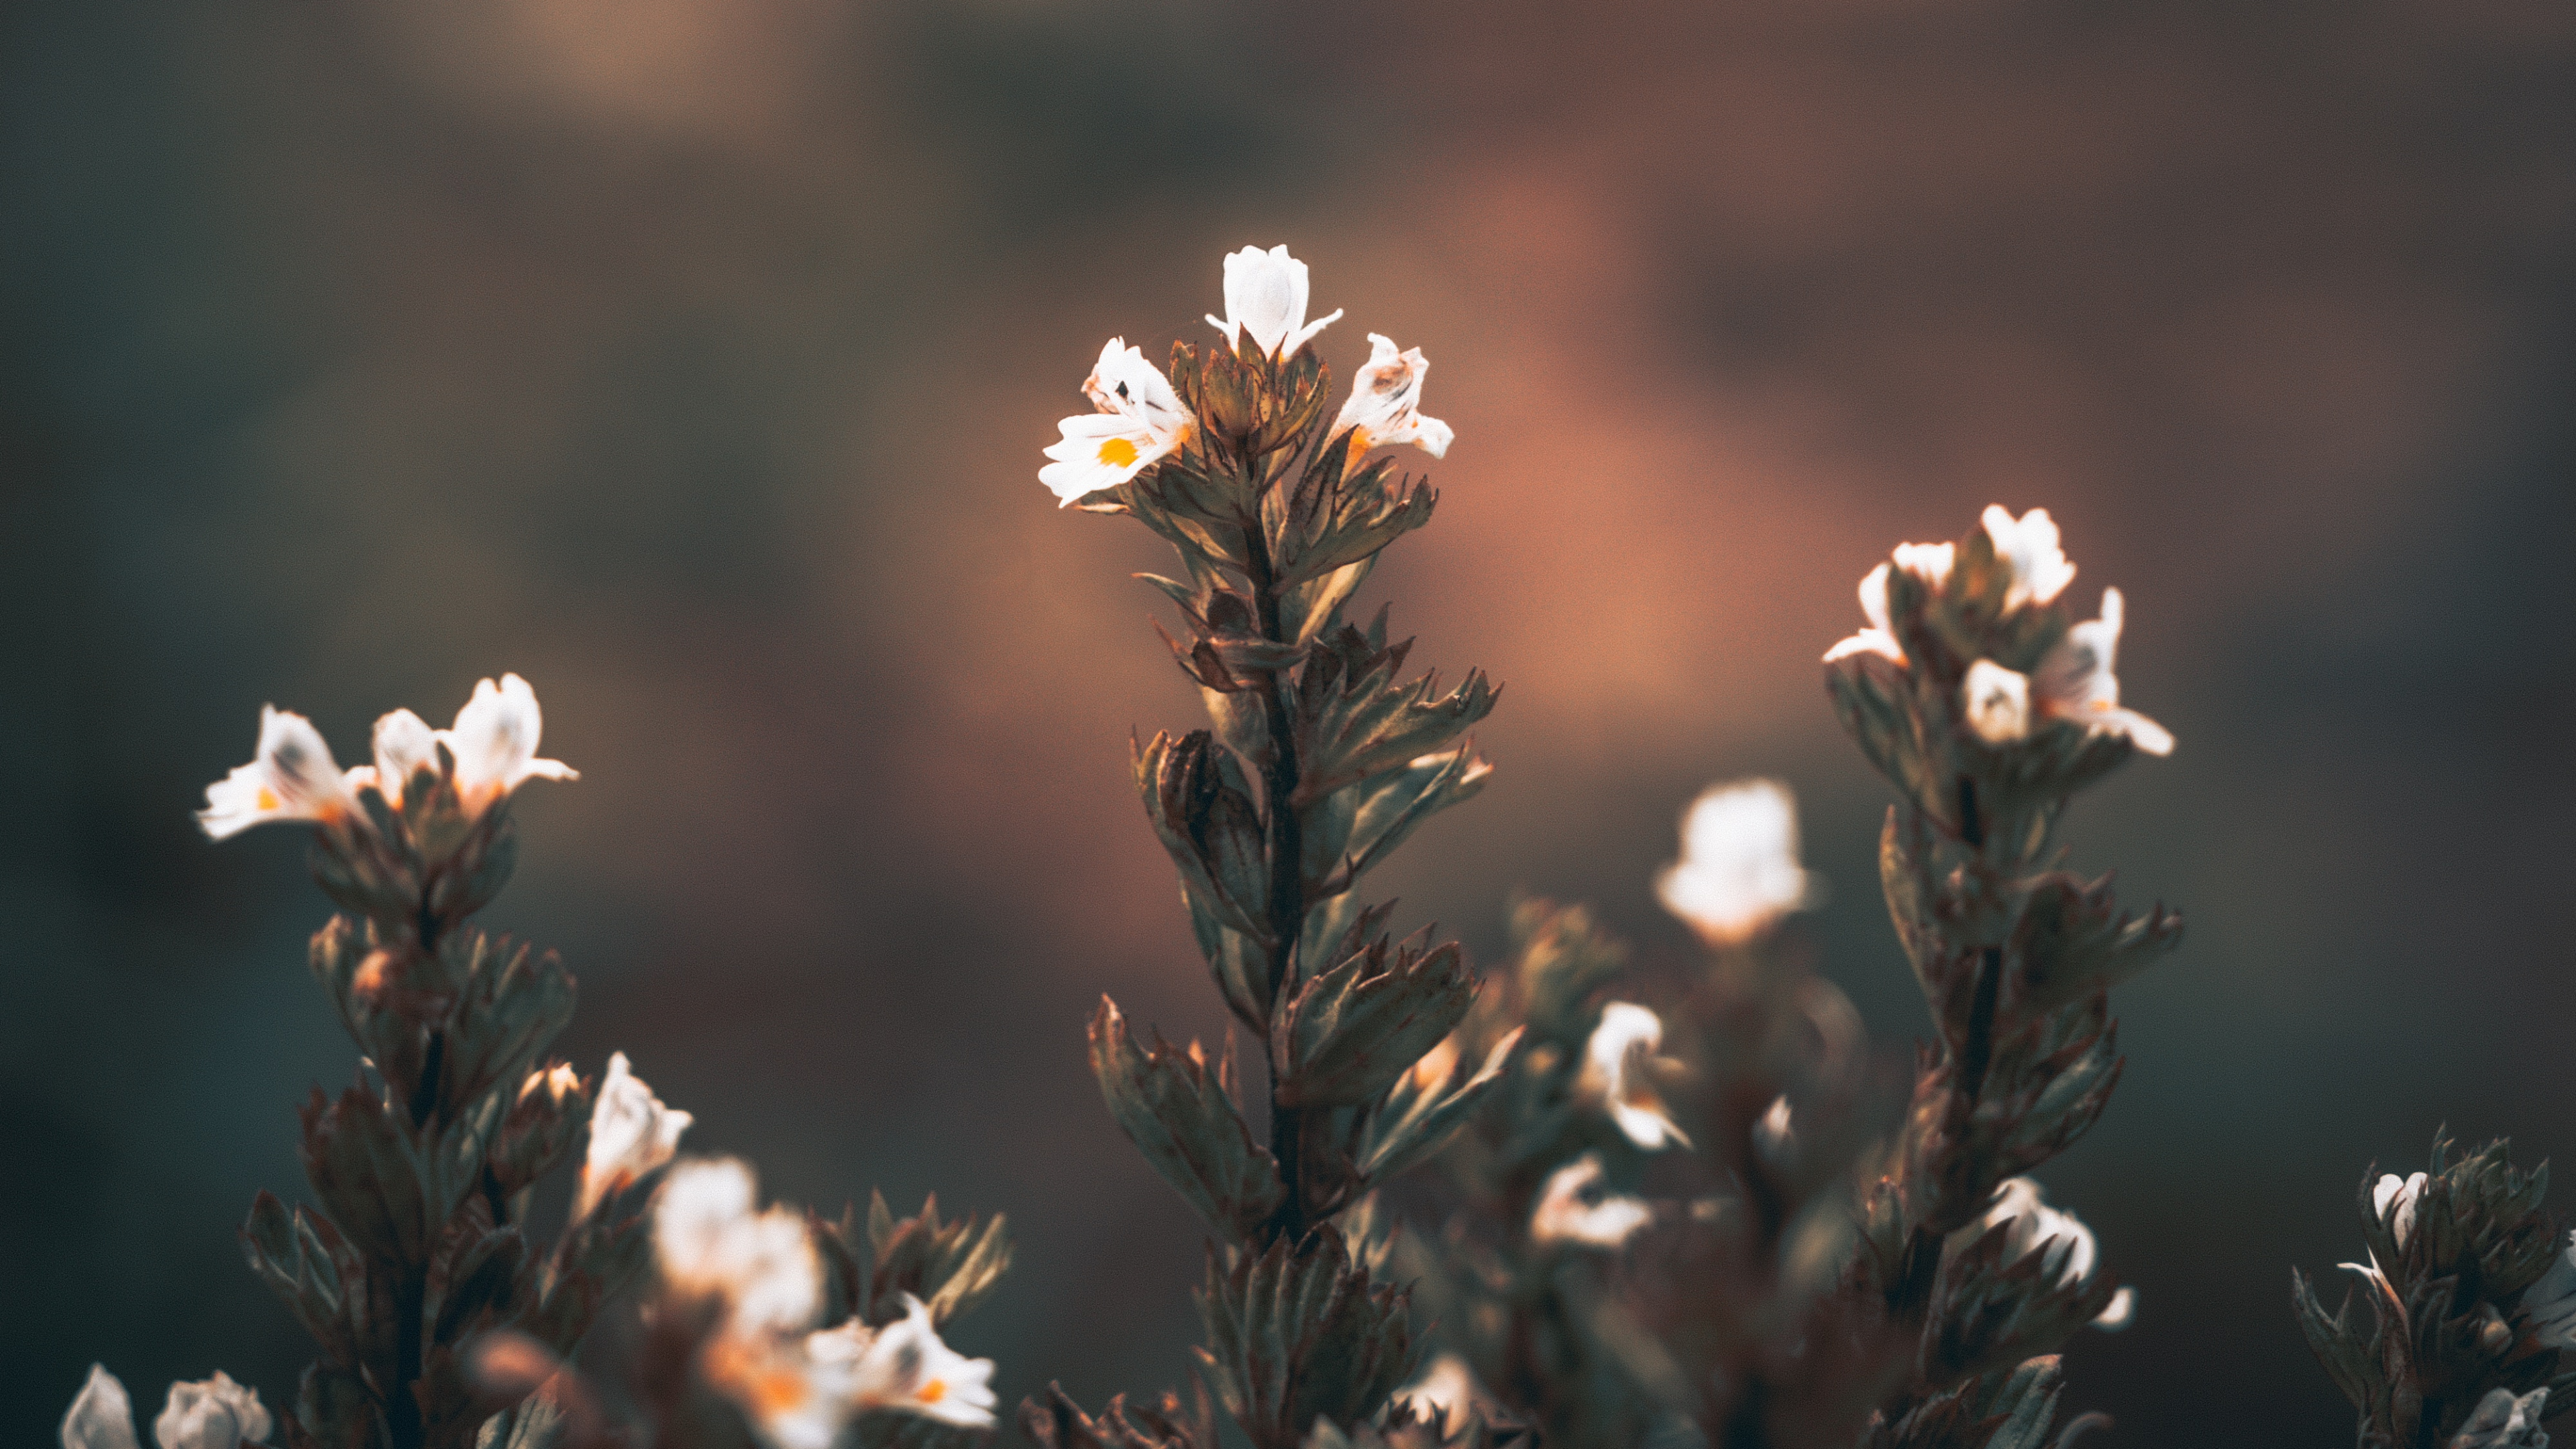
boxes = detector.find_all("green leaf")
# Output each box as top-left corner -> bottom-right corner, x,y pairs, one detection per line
1271,932 -> 1478,1108
1089,997 -> 1283,1242
1354,1029 -> 1523,1187
1195,1226 -> 1419,1449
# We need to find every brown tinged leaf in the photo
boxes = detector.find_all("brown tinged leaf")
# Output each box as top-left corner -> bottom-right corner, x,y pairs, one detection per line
1271,930 -> 1477,1108
1021,1383 -> 1201,1449
1193,1226 -> 1420,1449
1089,996 -> 1285,1243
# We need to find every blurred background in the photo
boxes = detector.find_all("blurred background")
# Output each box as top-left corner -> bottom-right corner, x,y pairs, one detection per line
5,0 -> 2573,1442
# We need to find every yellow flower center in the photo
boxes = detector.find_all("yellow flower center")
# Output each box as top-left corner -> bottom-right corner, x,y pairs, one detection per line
256,786 -> 280,811
918,1379 -> 947,1405
1097,436 -> 1138,468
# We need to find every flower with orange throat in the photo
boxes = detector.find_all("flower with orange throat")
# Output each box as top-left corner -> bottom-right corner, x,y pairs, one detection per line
1336,333 -> 1452,459
578,1051 -> 692,1216
1576,1002 -> 1690,1151
198,706 -> 357,839
1039,338 -> 1195,506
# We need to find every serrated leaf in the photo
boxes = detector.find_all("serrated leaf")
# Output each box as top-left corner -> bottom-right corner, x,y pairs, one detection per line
1272,932 -> 1477,1108
1090,998 -> 1283,1242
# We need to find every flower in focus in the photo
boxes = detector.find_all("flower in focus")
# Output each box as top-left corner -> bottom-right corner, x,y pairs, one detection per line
1335,333 -> 1452,458
1962,660 -> 2033,746
2452,1387 -> 2550,1449
198,706 -> 355,840
654,1157 -> 822,1337
1397,1352 -> 1489,1437
1039,339 -> 1195,506
1982,505 -> 2077,612
1821,543 -> 1955,666
1654,777 -> 1821,947
807,1295 -> 999,1428
2375,1171 -> 2430,1248
1530,1153 -> 1654,1249
60,1365 -> 274,1449
579,1051 -> 693,1216
444,674 -> 578,812
2031,588 -> 2176,756
1205,244 -> 1341,359
1576,1003 -> 1689,1150
2521,1231 -> 2576,1348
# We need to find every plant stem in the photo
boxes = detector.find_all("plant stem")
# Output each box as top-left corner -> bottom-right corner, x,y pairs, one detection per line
1242,512 -> 1310,1246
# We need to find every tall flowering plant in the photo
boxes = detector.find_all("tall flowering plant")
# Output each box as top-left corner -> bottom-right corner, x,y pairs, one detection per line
1034,244 -> 1511,1449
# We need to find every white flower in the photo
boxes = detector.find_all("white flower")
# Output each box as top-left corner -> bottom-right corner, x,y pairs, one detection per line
654,1157 -> 821,1337
2375,1171 -> 2430,1248
361,708 -> 441,804
62,1366 -> 140,1449
1335,333 -> 1452,459
2092,1285 -> 2137,1332
1654,777 -> 1820,946
445,674 -> 578,812
578,1051 -> 693,1216
808,1295 -> 999,1428
1954,1177 -> 2098,1291
2522,1232 -> 2576,1348
1529,1153 -> 1653,1248
153,1374 -> 272,1449
1961,660 -> 2033,746
1822,543 -> 1955,666
1576,1002 -> 1689,1150
1038,338 -> 1195,506
2453,1387 -> 2550,1449
1396,1352 -> 1487,1437
2031,588 -> 2174,756
197,706 -> 356,840
1981,505 -> 2077,612
1205,244 -> 1341,359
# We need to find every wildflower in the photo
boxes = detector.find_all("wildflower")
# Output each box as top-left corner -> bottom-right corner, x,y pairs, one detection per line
2521,1231 -> 2576,1348
1982,505 -> 2077,612
2093,1285 -> 2137,1332
1397,1352 -> 1487,1437
807,1295 -> 999,1428
1577,1002 -> 1690,1150
60,1365 -> 274,1449
2030,588 -> 2175,756
578,1051 -> 694,1216
1962,660 -> 2033,746
2451,1387 -> 2549,1449
360,708 -> 441,803
1654,777 -> 1821,947
197,707 -> 355,840
654,1157 -> 822,1337
1530,1153 -> 1653,1249
1821,543 -> 1954,667
1204,244 -> 1340,359
2374,1171 -> 2429,1248
1039,339 -> 1195,505
1957,1177 -> 2097,1288
1335,333 -> 1452,458
443,674 -> 578,813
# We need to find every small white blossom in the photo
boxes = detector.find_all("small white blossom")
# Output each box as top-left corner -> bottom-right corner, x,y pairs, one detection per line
154,1373 -> 272,1449
1962,660 -> 2033,745
445,674 -> 578,812
360,708 -> 441,803
1953,1177 -> 2099,1292
1982,505 -> 2077,612
2375,1171 -> 2430,1247
197,707 -> 356,840
2453,1387 -> 2550,1449
1205,244 -> 1341,359
655,1157 -> 822,1337
62,1366 -> 140,1449
809,1295 -> 999,1428
1038,339 -> 1195,505
1576,1002 -> 1689,1150
1335,333 -> 1452,459
578,1052 -> 693,1217
1530,1153 -> 1653,1249
2522,1231 -> 2576,1348
1397,1352 -> 1487,1437
2092,1285 -> 2137,1332
1822,543 -> 1955,666
2031,588 -> 2175,756
1654,777 -> 1820,947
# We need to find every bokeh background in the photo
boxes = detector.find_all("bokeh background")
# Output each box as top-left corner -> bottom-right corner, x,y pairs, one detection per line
5,0 -> 2573,1442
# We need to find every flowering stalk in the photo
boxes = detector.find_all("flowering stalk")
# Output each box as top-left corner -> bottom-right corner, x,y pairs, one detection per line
1823,509 -> 2182,1449
196,677 -> 669,1449
1042,245 -> 1509,1449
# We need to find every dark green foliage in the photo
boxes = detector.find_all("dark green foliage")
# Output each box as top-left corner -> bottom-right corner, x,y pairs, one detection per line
1194,1228 -> 1421,1449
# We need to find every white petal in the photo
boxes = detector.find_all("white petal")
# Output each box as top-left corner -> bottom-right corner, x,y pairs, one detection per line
1578,1004 -> 1688,1150
1529,1155 -> 1654,1248
62,1366 -> 142,1449
1210,245 -> 1336,358
1335,333 -> 1451,459
370,708 -> 440,803
444,674 -> 574,807
1655,777 -> 1818,945
841,1296 -> 1000,1428
154,1373 -> 270,1449
653,1157 -> 822,1336
580,1051 -> 693,1217
2092,1285 -> 2137,1332
1981,504 -> 2077,610
197,707 -> 352,839
1962,660 -> 2033,745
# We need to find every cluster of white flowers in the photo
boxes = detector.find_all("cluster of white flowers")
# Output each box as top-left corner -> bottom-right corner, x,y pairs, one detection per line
1823,506 -> 2173,757
61,1366 -> 269,1449
1952,1177 -> 2135,1331
655,1158 -> 996,1449
1654,777 -> 1821,947
1038,245 -> 1452,506
197,674 -> 576,839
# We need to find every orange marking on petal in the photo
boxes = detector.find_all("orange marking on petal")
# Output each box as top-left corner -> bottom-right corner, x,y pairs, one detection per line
1097,436 -> 1138,468
256,786 -> 280,811
918,1379 -> 947,1405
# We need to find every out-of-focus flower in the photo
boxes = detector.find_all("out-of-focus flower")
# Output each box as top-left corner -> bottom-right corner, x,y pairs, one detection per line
2375,1171 -> 2429,1248
1205,244 -> 1341,359
2031,589 -> 2175,756
1040,339 -> 1195,505
62,1366 -> 140,1449
808,1295 -> 998,1428
655,1157 -> 821,1337
198,707 -> 354,840
445,674 -> 578,812
1753,1094 -> 1796,1163
1576,1002 -> 1689,1150
579,1051 -> 693,1216
1654,778 -> 1821,947
1982,505 -> 2077,612
1530,1154 -> 1653,1249
1956,1178 -> 2126,1327
1821,543 -> 1954,666
153,1375 -> 272,1449
2092,1285 -> 2137,1332
1962,660 -> 2033,745
2452,1387 -> 2550,1449
1336,333 -> 1452,458
1397,1352 -> 1487,1437
2521,1232 -> 2576,1348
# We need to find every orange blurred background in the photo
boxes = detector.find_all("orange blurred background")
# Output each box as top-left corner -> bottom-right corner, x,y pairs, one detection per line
4,1 -> 2573,1443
